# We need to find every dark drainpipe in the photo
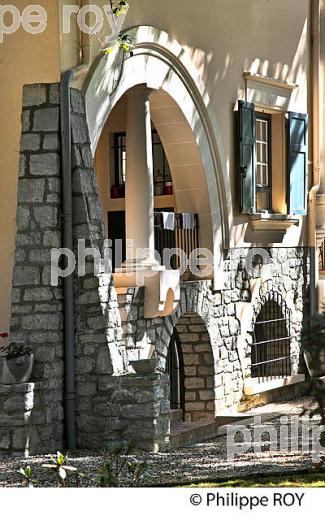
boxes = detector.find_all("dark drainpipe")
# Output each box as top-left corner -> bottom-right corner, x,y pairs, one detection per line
60,70 -> 76,450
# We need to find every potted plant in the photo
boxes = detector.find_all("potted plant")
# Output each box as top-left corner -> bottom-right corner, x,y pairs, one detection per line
0,332 -> 34,384
111,184 -> 125,199
164,181 -> 173,196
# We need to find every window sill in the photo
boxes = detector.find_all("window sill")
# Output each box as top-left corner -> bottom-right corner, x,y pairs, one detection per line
243,374 -> 305,396
250,213 -> 299,231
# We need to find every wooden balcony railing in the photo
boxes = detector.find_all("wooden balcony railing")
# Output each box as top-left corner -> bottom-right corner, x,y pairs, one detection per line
154,212 -> 199,281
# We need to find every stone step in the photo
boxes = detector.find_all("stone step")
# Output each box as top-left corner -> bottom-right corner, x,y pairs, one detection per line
170,415 -> 253,450
170,421 -> 221,449
170,409 -> 183,427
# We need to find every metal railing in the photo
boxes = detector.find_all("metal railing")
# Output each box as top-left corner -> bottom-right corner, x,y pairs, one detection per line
154,212 -> 199,281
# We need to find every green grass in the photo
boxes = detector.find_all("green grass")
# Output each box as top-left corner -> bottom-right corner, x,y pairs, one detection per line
185,473 -> 325,488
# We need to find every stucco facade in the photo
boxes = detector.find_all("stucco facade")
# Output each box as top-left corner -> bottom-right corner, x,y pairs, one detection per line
0,0 -> 323,453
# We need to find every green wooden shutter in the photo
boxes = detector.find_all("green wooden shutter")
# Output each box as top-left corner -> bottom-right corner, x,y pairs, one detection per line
238,100 -> 256,214
287,112 -> 308,215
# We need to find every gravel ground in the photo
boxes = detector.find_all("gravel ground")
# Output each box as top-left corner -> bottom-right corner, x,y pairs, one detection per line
0,398 -> 323,487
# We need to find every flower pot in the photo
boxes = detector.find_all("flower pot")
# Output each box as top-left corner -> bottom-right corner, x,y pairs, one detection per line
164,182 -> 173,195
1,354 -> 34,385
111,185 -> 125,199
130,359 -> 159,375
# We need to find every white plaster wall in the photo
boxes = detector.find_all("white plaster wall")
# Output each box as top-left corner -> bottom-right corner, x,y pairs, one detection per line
81,0 -> 310,254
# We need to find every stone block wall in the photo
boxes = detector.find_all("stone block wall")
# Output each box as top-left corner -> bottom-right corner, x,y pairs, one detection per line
76,372 -> 170,452
107,373 -> 170,452
69,89 -> 127,447
0,383 -> 35,455
9,84 -> 128,453
6,82 -> 311,454
10,84 -> 65,452
176,314 -> 215,422
118,247 -> 309,419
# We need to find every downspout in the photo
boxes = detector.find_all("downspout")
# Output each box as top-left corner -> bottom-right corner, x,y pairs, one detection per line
60,0 -> 93,450
60,0 -> 120,446
308,0 -> 321,315
71,0 -> 92,85
60,70 -> 76,450
59,0 -> 94,450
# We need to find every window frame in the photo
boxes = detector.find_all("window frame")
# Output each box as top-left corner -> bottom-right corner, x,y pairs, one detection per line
255,111 -> 273,213
112,129 -> 171,190
113,132 -> 127,186
237,100 -> 308,217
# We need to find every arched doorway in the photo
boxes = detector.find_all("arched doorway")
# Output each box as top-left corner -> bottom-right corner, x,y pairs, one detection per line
166,330 -> 185,412
252,291 -> 292,381
166,313 -> 216,423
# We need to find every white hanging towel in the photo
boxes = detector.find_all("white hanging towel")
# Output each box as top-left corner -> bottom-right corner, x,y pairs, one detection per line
162,212 -> 175,231
182,213 -> 195,229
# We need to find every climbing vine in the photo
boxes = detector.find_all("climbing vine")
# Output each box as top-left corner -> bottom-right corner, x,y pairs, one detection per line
104,1 -> 134,56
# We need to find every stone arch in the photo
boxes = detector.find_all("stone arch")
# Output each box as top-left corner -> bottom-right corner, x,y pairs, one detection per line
236,247 -> 306,381
84,25 -> 232,281
157,281 -> 227,420
169,312 -> 216,422
244,279 -> 301,378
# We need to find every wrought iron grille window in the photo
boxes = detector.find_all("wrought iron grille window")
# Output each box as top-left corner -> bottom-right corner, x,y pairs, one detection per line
251,292 -> 292,380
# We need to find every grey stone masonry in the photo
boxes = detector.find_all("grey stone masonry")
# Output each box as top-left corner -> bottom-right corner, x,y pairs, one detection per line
70,88 -> 127,448
10,83 -> 64,453
176,314 -> 215,422
6,82 -> 311,455
77,372 -> 170,452
9,84 -> 129,453
118,247 -> 309,419
0,383 -> 35,455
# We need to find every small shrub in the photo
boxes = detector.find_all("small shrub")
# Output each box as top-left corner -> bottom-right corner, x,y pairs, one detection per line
98,441 -> 148,487
17,466 -> 34,487
42,451 -> 78,487
302,314 -> 325,468
0,332 -> 32,359
113,1 -> 129,16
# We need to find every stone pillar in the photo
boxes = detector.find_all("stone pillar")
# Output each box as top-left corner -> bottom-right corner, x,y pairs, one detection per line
123,87 -> 157,270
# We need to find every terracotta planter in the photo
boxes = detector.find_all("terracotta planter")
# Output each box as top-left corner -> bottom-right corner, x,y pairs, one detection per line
111,185 -> 125,199
1,354 -> 34,385
164,182 -> 173,195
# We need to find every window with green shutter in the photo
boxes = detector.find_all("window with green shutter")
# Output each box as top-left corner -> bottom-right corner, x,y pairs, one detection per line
287,112 -> 308,215
237,102 -> 308,217
238,100 -> 256,214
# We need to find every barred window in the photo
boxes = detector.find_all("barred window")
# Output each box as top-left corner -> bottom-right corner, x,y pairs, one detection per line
251,292 -> 292,380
